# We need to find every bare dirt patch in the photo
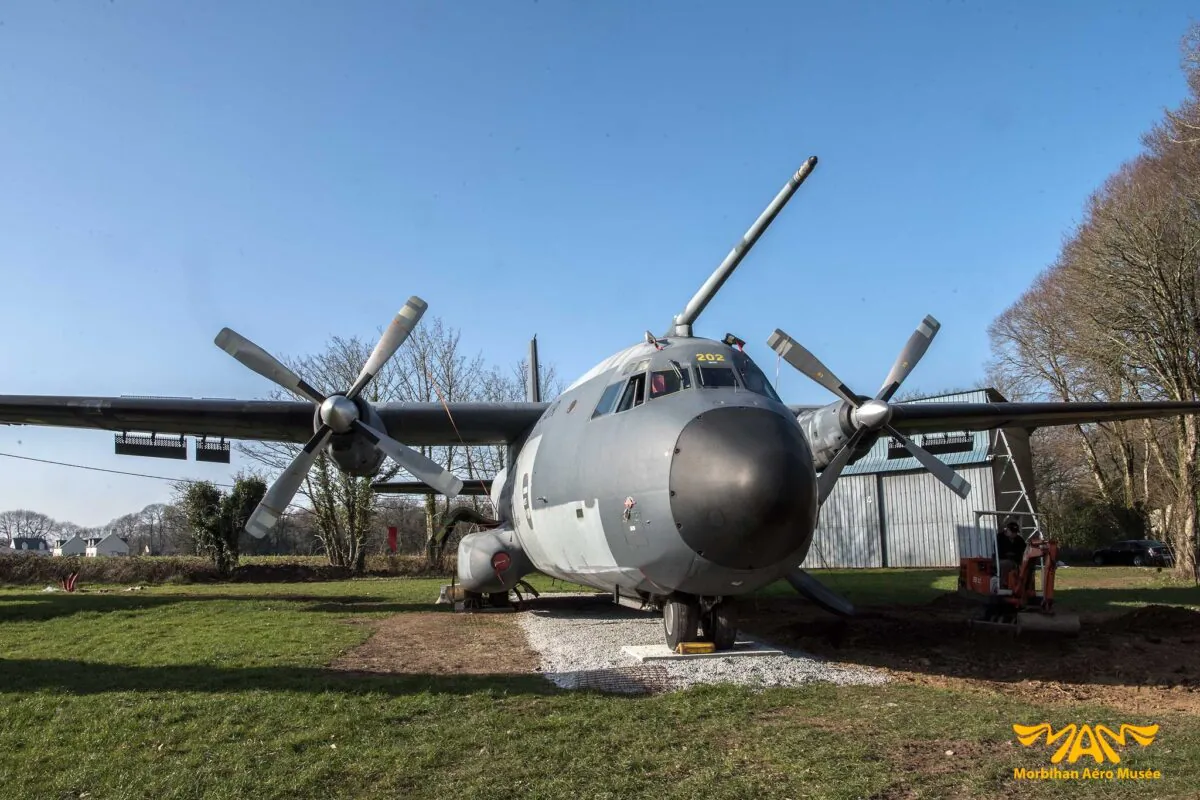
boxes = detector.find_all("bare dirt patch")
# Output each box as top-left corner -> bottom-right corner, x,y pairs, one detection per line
331,611 -> 538,675
738,595 -> 1200,716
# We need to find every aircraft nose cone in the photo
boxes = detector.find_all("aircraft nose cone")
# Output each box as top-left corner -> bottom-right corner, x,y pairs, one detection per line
669,407 -> 817,571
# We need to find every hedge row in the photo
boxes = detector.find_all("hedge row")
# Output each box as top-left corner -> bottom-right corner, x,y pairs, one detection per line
0,553 -> 456,586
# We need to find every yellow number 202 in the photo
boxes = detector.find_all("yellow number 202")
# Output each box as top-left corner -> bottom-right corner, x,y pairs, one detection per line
697,353 -> 726,362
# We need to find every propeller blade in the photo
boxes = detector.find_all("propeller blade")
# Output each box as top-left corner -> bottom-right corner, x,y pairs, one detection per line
885,425 -> 972,498
346,297 -> 428,399
875,315 -> 940,402
767,329 -> 861,407
215,328 -> 326,405
352,419 -> 464,497
245,425 -> 333,538
785,568 -> 855,616
817,428 -> 867,504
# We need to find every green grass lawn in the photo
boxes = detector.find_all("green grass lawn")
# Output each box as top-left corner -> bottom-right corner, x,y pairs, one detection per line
1,569 -> 1197,799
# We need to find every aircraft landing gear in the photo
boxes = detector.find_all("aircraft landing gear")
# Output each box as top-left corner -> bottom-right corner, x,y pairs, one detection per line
662,596 -> 738,651
701,601 -> 738,650
663,598 -> 700,650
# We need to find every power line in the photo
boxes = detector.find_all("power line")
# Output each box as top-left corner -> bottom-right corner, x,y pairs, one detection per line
0,451 -> 235,488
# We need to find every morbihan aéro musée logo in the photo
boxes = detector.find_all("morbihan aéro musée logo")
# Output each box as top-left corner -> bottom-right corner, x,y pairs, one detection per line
1012,723 -> 1162,782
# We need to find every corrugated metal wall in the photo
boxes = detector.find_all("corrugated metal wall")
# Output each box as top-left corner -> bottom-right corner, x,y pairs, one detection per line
798,389 -> 1034,569
880,466 -> 997,567
802,464 -> 999,569
803,475 -> 882,568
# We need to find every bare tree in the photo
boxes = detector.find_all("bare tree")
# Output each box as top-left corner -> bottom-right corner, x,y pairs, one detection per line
472,355 -> 564,492
393,317 -> 489,540
0,510 -> 58,542
239,333 -> 408,571
238,316 -> 564,569
1162,22 -> 1200,145
987,24 -> 1200,576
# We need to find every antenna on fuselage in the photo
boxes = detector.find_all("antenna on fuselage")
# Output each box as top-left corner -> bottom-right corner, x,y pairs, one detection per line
667,156 -> 818,338
528,334 -> 541,403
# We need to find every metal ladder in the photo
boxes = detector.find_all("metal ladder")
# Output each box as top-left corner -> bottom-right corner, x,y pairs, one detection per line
991,427 -> 1042,539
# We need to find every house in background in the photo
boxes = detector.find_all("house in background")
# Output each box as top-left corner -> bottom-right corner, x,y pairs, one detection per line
86,533 -> 130,557
53,535 -> 87,557
8,537 -> 52,556
0,539 -> 11,554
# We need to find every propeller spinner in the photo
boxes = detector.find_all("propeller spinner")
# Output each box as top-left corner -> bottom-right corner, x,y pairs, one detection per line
768,315 -> 971,503
214,297 -> 464,538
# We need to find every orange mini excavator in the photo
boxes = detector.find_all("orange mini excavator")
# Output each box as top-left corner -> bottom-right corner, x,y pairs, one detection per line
959,530 -> 1081,636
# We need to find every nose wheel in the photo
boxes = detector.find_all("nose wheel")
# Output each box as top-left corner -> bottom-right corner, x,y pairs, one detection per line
662,597 -> 738,651
663,599 -> 700,650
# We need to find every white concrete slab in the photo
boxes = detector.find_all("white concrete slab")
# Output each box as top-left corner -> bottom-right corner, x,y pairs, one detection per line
621,641 -> 783,662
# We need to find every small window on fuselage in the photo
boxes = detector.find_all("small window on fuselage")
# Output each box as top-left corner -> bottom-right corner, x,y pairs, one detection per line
592,381 -> 624,418
697,365 -> 739,388
649,364 -> 691,398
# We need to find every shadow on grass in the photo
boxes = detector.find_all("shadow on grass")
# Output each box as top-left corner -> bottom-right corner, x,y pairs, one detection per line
737,583 -> 1200,694
0,657 -> 570,697
0,593 -> 449,623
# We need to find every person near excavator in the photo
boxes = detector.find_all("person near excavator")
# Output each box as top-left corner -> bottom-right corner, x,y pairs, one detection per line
996,519 -> 1027,584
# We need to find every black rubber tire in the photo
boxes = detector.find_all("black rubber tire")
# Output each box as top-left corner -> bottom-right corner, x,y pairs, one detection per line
708,603 -> 738,651
663,599 -> 700,650
1093,554 -> 1104,565
1133,556 -> 1144,567
487,591 -> 510,608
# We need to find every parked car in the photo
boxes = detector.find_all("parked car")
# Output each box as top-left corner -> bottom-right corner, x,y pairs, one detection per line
1091,539 -> 1175,567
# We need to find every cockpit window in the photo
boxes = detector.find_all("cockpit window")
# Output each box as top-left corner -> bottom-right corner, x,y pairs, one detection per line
615,372 -> 646,412
592,381 -> 624,418
734,354 -> 782,401
696,366 -> 739,388
649,363 -> 691,398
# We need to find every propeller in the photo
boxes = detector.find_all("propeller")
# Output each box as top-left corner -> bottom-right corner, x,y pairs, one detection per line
216,297 -> 464,538
767,315 -> 971,503
785,568 -> 855,617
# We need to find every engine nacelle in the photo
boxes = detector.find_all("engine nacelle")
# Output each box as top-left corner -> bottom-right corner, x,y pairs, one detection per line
796,401 -> 857,470
313,398 -> 387,477
457,527 -> 532,595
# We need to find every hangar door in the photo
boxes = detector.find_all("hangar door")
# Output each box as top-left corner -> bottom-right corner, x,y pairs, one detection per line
803,474 -> 882,568
880,466 -> 996,567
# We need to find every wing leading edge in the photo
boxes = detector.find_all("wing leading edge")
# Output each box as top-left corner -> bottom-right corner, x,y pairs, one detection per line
887,399 -> 1200,434
4,395 -> 1200,447
0,396 -> 549,446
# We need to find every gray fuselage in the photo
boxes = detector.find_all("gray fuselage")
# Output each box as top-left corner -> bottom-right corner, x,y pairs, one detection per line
500,336 -> 821,600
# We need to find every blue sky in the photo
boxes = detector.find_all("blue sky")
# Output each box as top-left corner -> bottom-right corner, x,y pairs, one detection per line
1,1 -> 1196,526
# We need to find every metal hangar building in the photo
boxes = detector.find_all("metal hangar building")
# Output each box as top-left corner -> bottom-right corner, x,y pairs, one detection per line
800,388 -> 1037,569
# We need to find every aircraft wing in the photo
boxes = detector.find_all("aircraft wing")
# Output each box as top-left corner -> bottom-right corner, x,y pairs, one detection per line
0,396 -> 549,446
887,399 -> 1200,434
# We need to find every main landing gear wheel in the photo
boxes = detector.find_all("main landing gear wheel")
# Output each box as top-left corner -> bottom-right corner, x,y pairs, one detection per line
701,603 -> 738,651
663,599 -> 700,650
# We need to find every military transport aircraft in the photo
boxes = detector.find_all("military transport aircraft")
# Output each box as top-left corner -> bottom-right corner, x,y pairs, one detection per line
4,155 -> 1200,651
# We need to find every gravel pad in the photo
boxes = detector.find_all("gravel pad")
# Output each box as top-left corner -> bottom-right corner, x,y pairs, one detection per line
515,594 -> 888,694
